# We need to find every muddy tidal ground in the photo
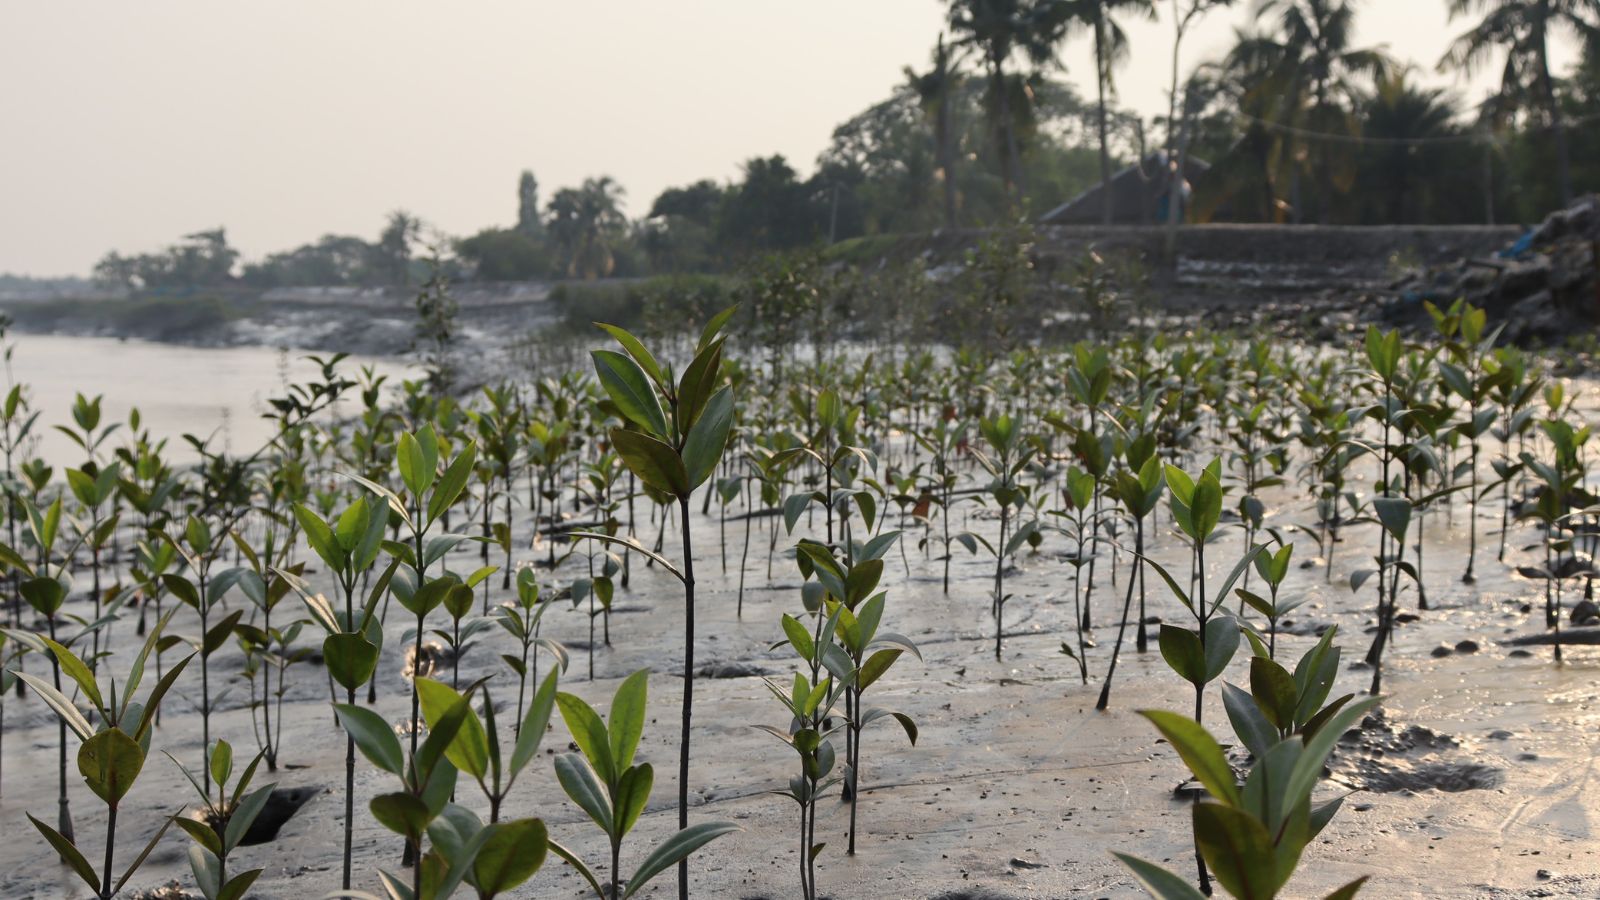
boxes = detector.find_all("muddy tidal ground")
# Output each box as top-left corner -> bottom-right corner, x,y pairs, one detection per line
2,454 -> 1599,900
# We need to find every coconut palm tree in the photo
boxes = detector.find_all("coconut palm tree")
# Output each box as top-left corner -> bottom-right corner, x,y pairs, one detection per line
1439,0 -> 1600,206
947,0 -> 1075,209
1361,68 -> 1465,223
1227,0 -> 1392,222
1071,0 -> 1157,224
905,34 -> 969,230
548,176 -> 628,279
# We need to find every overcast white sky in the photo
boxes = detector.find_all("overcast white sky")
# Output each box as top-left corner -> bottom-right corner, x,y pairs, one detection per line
0,1 -> 1582,275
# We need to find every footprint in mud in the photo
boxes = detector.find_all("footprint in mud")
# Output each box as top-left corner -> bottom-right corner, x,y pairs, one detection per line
402,640 -> 446,680
1332,709 -> 1505,793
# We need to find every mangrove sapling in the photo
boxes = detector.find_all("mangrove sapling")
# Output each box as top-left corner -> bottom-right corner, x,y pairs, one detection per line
1116,695 -> 1378,900
1429,299 -> 1503,584
1147,462 -> 1264,725
159,516 -> 250,798
493,568 -> 569,734
1222,626 -> 1356,752
913,416 -> 967,593
1489,350 -> 1542,562
579,307 -> 738,900
10,613 -> 193,900
794,538 -> 920,855
345,423 -> 479,765
435,565 -> 499,689
1233,541 -> 1297,659
168,739 -> 275,900
548,670 -> 739,900
334,688 -> 487,899
416,670 -> 558,824
764,601 -> 849,900
1520,421 -> 1593,657
286,492 -> 395,890
1350,496 -> 1421,693
1144,461 -> 1266,894
227,532 -> 305,771
65,461 -> 121,663
972,414 -> 1037,661
1096,455 -> 1164,709
13,496 -> 107,842
1056,466 -> 1098,685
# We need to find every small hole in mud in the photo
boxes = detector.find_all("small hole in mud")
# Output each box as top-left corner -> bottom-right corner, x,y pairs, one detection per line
201,786 -> 318,846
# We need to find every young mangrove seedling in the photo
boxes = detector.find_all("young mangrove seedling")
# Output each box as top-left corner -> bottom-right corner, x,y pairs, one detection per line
167,739 -> 276,900
548,670 -> 739,900
578,306 -> 738,900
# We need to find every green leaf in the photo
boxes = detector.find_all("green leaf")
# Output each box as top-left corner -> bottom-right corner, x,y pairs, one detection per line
472,817 -> 549,896
398,431 -> 436,499
224,783 -> 276,854
682,386 -> 734,491
28,813 -> 100,893
1158,625 -> 1205,687
1192,802 -> 1282,900
334,704 -> 405,775
593,350 -> 670,440
371,792 -> 432,840
13,670 -> 94,741
1222,681 -> 1277,759
609,670 -> 649,773
1138,709 -> 1240,807
78,727 -> 145,804
510,668 -> 560,776
611,429 -> 689,498
556,691 -> 616,786
1373,497 -> 1412,542
597,323 -> 668,391
417,679 -> 489,780
1323,876 -> 1370,899
428,443 -> 479,525
1250,656 -> 1298,731
42,636 -> 103,714
547,839 -> 606,899
1112,852 -> 1208,900
294,504 -> 344,573
1203,616 -> 1240,684
622,821 -> 740,898
554,753 -> 614,836
325,632 -> 380,692
614,763 -> 654,838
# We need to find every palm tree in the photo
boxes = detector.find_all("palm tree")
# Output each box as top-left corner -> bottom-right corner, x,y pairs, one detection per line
1071,0 -> 1157,224
905,34 -> 969,230
1361,68 -> 1464,223
1227,0 -> 1392,222
947,0 -> 1075,209
1439,0 -> 1600,206
1163,1 -> 1237,243
548,177 -> 627,279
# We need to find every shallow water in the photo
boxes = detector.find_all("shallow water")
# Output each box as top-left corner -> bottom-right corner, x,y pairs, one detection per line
4,334 -> 410,465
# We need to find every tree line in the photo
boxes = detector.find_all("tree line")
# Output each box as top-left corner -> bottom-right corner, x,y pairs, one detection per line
86,0 -> 1600,292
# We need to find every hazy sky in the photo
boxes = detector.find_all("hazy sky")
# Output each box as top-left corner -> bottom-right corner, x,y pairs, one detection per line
0,1 -> 1582,276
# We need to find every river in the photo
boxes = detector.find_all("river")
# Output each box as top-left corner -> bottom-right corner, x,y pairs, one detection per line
3,333 -> 412,466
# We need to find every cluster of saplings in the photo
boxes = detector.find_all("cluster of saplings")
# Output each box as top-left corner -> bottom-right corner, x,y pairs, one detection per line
0,296 -> 1585,898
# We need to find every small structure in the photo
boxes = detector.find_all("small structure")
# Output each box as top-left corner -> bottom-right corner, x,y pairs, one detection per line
1039,153 -> 1210,226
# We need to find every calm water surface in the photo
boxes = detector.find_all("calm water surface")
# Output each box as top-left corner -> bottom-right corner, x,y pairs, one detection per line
6,334 -> 412,465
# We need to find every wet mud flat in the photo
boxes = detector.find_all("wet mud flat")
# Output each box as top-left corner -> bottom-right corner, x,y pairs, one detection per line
2,467 -> 1600,899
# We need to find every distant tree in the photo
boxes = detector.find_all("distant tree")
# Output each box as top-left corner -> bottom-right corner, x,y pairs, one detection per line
517,170 -> 544,237
904,34 -> 969,230
649,180 -> 728,229
718,156 -> 824,256
241,234 -> 375,287
1070,0 -> 1157,223
374,210 -> 422,288
947,0 -> 1076,208
547,177 -> 628,279
1228,0 -> 1392,222
1358,69 -> 1465,223
1440,0 -> 1600,205
456,227 -> 553,281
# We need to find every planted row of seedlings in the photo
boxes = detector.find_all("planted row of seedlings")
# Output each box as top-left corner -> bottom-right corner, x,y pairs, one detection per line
0,296 -> 1589,898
